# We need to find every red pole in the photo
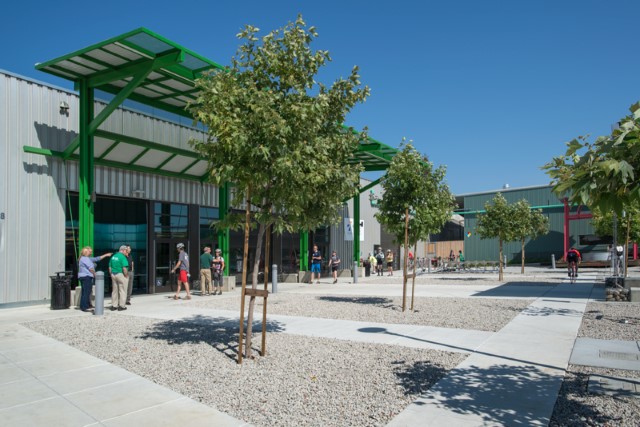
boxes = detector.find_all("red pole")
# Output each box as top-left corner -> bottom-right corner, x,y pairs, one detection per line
563,198 -> 569,260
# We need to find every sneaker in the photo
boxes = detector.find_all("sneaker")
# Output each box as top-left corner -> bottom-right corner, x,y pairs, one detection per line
110,306 -> 117,311
126,301 -> 131,305
118,307 -> 127,311
333,280 -> 337,284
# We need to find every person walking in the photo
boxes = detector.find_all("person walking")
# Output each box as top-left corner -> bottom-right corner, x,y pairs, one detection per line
200,246 -> 214,296
172,243 -> 192,300
386,249 -> 394,276
211,248 -> 225,295
375,249 -> 385,276
311,244 -> 322,284
109,246 -> 129,311
78,246 -> 112,312
328,250 -> 341,284
125,245 -> 134,305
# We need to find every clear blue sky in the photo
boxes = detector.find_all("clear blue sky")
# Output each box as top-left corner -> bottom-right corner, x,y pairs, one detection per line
4,0 -> 640,194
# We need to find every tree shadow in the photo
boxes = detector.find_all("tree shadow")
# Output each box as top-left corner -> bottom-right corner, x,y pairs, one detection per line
394,360 -> 451,395
407,363 -> 618,426
472,281 -> 556,298
316,296 -> 394,308
137,314 -> 285,361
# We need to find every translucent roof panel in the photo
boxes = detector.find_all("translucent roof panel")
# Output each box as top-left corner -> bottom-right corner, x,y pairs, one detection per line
36,27 -> 225,118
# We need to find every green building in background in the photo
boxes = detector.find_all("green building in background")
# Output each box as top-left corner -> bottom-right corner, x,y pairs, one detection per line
457,184 -> 601,264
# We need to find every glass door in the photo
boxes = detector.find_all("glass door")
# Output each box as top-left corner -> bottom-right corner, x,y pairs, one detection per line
154,240 -> 186,293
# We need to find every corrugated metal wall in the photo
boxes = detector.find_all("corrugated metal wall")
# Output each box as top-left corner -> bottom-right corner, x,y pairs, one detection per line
0,71 -> 217,305
462,186 -> 594,262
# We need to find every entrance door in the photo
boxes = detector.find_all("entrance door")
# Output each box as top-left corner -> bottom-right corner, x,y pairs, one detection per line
154,240 -> 187,293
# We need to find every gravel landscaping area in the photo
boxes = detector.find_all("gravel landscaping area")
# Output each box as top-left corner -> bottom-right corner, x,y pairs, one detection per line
25,315 -> 465,427
192,293 -> 531,332
550,300 -> 640,427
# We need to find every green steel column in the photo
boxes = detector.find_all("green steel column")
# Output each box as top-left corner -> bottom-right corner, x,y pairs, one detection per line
300,231 -> 309,270
354,193 -> 360,266
217,182 -> 230,275
78,79 -> 95,249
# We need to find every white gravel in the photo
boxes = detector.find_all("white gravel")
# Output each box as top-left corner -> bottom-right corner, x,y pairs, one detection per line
192,293 -> 531,332
25,315 -> 465,427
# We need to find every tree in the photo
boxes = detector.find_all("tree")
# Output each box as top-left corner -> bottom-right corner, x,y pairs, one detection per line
512,200 -> 549,274
543,102 -> 640,216
375,142 -> 454,310
591,202 -> 640,276
476,193 -> 518,281
189,15 -> 369,361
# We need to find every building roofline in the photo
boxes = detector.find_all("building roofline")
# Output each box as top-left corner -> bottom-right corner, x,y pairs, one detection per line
456,183 -> 552,198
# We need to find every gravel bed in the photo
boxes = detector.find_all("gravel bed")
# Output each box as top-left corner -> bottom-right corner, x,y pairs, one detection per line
579,301 -> 640,341
25,315 -> 466,427
192,294 -> 531,332
550,365 -> 640,427
550,301 -> 640,426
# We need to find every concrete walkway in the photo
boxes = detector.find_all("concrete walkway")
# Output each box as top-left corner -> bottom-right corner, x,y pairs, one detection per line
0,270 -> 634,426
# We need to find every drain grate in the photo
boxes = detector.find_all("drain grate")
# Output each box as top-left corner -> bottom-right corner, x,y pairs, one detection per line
599,350 -> 640,361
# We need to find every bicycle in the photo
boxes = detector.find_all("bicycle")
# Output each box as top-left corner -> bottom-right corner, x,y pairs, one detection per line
568,261 -> 577,284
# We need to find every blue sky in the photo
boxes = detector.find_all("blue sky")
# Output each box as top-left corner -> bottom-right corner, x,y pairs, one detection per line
3,0 -> 640,194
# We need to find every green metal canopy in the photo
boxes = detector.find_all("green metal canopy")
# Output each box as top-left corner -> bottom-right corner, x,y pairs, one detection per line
30,27 -> 400,265
36,27 -> 224,118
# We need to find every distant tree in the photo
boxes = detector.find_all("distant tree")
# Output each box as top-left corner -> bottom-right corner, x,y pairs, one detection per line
476,193 -> 518,281
512,200 -> 549,274
591,202 -> 640,276
375,142 -> 454,310
190,15 -> 369,361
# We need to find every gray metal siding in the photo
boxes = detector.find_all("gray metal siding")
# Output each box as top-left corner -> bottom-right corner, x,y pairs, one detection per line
0,71 -> 218,305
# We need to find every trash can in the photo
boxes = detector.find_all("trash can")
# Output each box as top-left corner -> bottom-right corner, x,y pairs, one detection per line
50,271 -> 72,310
364,261 -> 371,277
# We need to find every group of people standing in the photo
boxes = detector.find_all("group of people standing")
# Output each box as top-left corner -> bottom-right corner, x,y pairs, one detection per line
77,244 -> 135,313
198,245 -> 225,296
368,248 -> 394,276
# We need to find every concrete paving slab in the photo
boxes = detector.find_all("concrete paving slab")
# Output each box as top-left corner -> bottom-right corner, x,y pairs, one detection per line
1,395 -> 98,427
571,337 -> 640,370
0,377 -> 59,410
39,363 -> 135,395
588,374 -> 640,398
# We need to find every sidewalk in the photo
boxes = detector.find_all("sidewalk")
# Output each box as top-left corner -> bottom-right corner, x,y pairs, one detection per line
0,271 -> 631,426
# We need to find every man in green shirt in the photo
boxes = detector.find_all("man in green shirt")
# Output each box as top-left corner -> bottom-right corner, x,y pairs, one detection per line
199,246 -> 214,296
109,245 -> 129,311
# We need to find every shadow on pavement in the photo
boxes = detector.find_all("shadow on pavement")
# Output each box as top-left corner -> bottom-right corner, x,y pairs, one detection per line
472,281 -> 557,298
413,364 -> 616,426
394,360 -> 451,394
316,296 -> 394,308
137,314 -> 285,361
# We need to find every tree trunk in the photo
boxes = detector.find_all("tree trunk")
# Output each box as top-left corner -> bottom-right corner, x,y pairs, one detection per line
521,238 -> 525,274
499,239 -> 504,281
261,225 -> 270,356
410,243 -> 417,311
238,185 -> 251,364
402,208 -> 409,312
625,217 -> 631,278
244,222 -> 266,359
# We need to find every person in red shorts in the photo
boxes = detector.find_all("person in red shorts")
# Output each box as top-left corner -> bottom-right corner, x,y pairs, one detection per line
172,243 -> 192,300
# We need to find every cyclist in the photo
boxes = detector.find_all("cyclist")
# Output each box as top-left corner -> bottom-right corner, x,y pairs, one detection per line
566,247 -> 581,278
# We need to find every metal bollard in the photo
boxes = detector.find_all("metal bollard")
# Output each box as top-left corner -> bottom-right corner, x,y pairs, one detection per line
551,254 -> 556,270
272,264 -> 278,294
503,254 -> 507,270
353,261 -> 358,284
94,272 -> 104,316
428,258 -> 431,273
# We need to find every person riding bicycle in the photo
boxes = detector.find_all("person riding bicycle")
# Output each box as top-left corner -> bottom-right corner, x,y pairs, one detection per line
566,247 -> 581,277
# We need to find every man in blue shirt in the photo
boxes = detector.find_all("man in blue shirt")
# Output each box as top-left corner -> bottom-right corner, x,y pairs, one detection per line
311,244 -> 322,284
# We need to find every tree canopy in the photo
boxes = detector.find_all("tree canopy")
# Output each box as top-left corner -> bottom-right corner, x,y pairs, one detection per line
375,142 -> 454,246
188,15 -> 370,360
543,102 -> 640,216
476,193 -> 519,281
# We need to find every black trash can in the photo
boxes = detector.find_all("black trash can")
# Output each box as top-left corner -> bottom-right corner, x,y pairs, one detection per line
50,271 -> 72,310
364,261 -> 371,277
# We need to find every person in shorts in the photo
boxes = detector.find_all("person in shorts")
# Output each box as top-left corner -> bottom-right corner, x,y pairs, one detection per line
375,249 -> 385,276
211,248 -> 225,295
386,249 -> 394,276
328,250 -> 341,284
566,247 -> 581,277
311,244 -> 322,284
172,243 -> 192,300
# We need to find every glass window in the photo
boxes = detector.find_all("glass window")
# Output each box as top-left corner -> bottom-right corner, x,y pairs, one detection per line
200,207 -> 219,249
154,202 -> 188,239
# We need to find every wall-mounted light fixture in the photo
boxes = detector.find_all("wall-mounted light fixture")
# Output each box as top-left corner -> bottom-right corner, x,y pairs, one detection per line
59,101 -> 69,116
131,189 -> 145,198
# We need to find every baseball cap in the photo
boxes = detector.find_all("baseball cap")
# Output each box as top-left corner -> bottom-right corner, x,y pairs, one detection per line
176,243 -> 185,249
